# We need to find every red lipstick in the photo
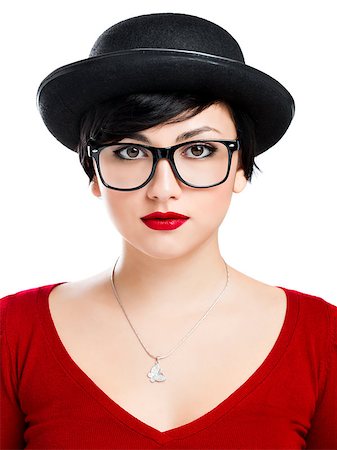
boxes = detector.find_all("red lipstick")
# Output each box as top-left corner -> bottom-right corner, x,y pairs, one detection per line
141,211 -> 190,230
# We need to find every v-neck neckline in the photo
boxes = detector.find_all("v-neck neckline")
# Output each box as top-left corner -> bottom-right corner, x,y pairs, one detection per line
37,282 -> 299,445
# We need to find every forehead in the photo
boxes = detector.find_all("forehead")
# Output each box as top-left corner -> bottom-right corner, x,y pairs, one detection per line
121,102 -> 237,144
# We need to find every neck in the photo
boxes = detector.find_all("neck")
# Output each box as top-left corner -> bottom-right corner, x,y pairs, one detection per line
109,233 -> 230,317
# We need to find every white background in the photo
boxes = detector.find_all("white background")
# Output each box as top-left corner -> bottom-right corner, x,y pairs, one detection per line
1,0 -> 336,303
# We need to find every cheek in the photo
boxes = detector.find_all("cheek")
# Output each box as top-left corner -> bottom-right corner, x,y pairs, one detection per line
195,159 -> 238,229
197,184 -> 233,228
100,190 -> 134,231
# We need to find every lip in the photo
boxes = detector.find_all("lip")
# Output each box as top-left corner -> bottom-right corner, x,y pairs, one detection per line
141,211 -> 189,219
141,218 -> 189,230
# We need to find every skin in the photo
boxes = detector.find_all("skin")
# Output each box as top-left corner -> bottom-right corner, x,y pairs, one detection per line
90,102 -> 250,318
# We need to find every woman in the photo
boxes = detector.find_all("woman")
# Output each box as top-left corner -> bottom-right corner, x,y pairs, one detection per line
1,12 -> 336,449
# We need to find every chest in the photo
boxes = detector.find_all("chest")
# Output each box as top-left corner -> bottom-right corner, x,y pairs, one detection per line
48,289 -> 287,432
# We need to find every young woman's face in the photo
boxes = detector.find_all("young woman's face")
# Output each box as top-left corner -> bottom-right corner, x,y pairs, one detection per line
91,102 -> 247,259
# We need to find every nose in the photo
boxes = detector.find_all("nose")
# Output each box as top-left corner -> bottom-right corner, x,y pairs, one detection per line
145,158 -> 183,200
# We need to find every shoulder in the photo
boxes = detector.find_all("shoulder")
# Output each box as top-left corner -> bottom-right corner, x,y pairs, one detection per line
282,286 -> 337,319
0,282 -> 66,335
0,282 -> 65,309
281,286 -> 337,351
0,270 -> 112,325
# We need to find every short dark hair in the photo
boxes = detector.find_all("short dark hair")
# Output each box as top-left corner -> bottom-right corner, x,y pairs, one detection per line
77,91 -> 260,184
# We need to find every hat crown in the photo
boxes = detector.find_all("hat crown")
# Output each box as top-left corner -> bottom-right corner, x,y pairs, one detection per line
89,12 -> 245,62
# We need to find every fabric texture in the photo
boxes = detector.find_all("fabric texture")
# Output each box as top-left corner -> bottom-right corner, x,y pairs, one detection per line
1,282 -> 336,449
36,12 -> 295,155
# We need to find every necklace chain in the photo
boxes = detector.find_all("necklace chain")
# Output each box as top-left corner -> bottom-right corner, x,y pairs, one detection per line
109,256 -> 229,381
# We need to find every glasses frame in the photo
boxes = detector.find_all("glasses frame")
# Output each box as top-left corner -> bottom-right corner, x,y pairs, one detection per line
87,138 -> 240,191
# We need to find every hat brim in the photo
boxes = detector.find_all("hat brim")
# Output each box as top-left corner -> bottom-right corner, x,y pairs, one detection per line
37,48 -> 295,155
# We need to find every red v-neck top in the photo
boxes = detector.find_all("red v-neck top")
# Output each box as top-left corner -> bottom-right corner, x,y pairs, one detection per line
1,282 -> 336,449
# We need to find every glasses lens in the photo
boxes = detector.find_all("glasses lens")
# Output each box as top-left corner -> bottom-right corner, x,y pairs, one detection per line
99,144 -> 154,189
173,141 -> 230,187
98,142 -> 231,189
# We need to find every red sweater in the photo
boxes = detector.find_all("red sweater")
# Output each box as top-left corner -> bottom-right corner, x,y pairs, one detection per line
1,282 -> 336,449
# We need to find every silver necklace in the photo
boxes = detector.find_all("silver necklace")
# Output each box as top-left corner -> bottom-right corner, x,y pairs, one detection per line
110,256 -> 229,383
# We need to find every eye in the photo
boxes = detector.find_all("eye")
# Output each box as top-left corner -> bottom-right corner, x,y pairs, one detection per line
182,143 -> 217,158
113,145 -> 149,160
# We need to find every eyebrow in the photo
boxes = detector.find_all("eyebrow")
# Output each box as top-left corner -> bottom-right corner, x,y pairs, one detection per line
122,126 -> 221,144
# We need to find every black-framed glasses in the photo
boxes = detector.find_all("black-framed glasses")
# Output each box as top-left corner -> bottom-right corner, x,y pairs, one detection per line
87,138 -> 240,191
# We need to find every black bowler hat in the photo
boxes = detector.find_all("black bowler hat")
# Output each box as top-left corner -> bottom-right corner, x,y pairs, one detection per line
37,12 -> 295,156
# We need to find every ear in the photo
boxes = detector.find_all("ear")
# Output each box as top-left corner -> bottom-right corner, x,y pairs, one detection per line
233,167 -> 248,193
90,175 -> 102,198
